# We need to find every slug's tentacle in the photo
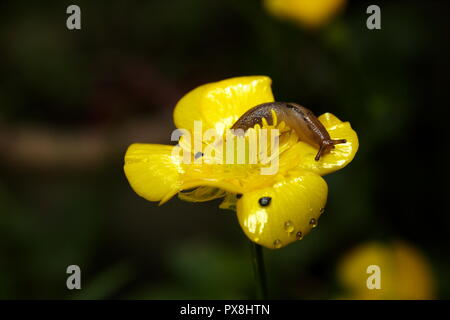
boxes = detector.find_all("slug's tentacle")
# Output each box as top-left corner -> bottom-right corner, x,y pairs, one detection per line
315,139 -> 347,161
330,139 -> 347,145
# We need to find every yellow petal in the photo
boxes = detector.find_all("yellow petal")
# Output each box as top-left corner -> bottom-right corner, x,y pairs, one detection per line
180,160 -> 277,195
180,177 -> 244,195
173,76 -> 274,134
173,83 -> 210,133
219,193 -> 239,211
282,113 -> 358,176
236,170 -> 328,249
124,144 -> 183,204
178,187 -> 226,203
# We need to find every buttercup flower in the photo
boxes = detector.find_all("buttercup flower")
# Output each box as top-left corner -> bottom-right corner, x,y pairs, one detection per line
124,76 -> 358,249
264,0 -> 346,29
337,241 -> 435,299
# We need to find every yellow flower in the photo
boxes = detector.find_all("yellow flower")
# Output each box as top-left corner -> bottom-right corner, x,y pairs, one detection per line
264,0 -> 346,28
337,241 -> 435,299
124,76 -> 358,249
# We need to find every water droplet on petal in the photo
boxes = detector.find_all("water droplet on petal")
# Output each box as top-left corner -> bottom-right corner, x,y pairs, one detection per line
258,197 -> 271,207
320,207 -> 325,214
309,218 -> 317,228
296,231 -> 303,240
284,220 -> 295,233
194,152 -> 204,159
273,239 -> 282,248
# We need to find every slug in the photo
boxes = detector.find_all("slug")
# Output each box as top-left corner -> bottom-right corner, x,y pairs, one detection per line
231,102 -> 346,161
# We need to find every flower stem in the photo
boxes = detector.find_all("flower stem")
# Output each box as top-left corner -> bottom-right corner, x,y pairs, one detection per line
250,242 -> 268,299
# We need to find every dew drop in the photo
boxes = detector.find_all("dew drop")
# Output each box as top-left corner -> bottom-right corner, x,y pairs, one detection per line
320,207 -> 325,214
284,220 -> 295,233
273,239 -> 282,248
309,218 -> 317,228
194,152 -> 204,159
258,197 -> 271,207
296,231 -> 303,240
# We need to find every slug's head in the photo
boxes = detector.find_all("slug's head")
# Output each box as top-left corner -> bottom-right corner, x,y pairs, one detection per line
315,139 -> 347,161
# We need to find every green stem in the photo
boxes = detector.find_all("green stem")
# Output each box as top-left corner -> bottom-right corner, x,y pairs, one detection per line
250,242 -> 268,299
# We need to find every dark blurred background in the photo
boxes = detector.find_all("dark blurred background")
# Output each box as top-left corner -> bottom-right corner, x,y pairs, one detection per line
0,0 -> 449,299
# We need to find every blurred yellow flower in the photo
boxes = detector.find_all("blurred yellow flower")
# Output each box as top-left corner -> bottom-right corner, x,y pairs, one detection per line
124,76 -> 358,249
337,241 -> 435,299
264,0 -> 346,28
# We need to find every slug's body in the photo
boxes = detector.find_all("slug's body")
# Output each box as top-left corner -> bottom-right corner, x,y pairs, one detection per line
231,102 -> 346,161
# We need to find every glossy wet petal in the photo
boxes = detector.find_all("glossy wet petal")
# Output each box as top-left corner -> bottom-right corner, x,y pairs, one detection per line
236,170 -> 328,249
173,76 -> 274,134
178,187 -> 226,202
124,144 -> 184,204
281,113 -> 358,176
